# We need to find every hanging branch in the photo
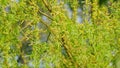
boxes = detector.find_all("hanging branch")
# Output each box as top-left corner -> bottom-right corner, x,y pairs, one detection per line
61,37 -> 79,68
39,17 -> 78,67
42,0 -> 52,12
37,1 -> 78,67
38,10 -> 53,21
28,0 -> 53,20
46,32 -> 51,42
39,20 -> 52,42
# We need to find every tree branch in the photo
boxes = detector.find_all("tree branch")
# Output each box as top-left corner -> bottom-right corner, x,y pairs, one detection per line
61,37 -> 79,68
38,10 -> 53,21
42,0 -> 52,12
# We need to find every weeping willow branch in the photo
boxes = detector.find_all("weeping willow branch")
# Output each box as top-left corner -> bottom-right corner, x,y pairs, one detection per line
61,38 -> 74,60
38,1 -> 78,66
40,20 -> 77,66
28,0 -> 53,21
46,32 -> 51,42
61,37 -> 79,68
39,11 -> 79,68
39,20 -> 53,43
42,0 -> 52,12
38,10 -> 53,21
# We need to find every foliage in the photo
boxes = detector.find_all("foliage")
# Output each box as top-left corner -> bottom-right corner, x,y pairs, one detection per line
0,0 -> 120,68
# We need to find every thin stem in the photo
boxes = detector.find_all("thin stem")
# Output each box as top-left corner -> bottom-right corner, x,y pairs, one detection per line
42,0 -> 52,12
46,32 -> 51,42
38,10 -> 53,21
61,37 -> 79,68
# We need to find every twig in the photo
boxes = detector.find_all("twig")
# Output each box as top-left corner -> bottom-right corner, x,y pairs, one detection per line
38,10 -> 53,21
42,0 -> 52,12
61,37 -> 79,68
46,32 -> 51,42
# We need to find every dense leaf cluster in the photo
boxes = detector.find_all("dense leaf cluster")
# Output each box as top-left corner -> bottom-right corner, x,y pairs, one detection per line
0,0 -> 120,68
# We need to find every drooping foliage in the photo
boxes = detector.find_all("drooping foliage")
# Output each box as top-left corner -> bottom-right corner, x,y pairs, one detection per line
0,0 -> 120,68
